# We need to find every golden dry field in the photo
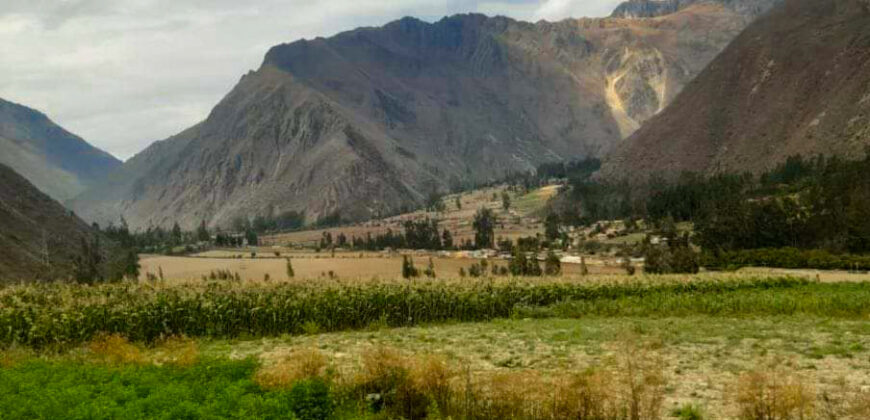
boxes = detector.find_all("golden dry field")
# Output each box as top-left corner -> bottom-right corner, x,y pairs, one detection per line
140,249 -> 870,284
138,252 -> 627,283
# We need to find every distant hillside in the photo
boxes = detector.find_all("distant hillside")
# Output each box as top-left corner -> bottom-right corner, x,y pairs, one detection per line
601,0 -> 870,181
73,3 -> 767,230
612,0 -> 778,19
0,164 -> 124,282
0,98 -> 121,202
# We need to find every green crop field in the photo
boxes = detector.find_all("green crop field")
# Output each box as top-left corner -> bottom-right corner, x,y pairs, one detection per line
3,274 -> 870,418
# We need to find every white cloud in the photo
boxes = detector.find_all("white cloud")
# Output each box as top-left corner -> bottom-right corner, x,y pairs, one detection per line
534,0 -> 624,21
0,0 -> 621,160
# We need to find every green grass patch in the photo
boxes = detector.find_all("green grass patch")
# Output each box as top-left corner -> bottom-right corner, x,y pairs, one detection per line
0,359 -> 299,419
517,281 -> 870,319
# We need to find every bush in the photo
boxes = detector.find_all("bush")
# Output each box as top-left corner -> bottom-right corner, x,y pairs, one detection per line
289,378 -> 334,420
671,403 -> 706,420
735,368 -> 815,420
644,245 -> 700,274
544,251 -> 562,276
402,256 -> 420,279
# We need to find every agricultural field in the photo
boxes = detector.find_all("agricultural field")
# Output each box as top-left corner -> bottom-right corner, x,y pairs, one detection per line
3,274 -> 870,418
138,252 -> 626,283
261,185 -> 560,247
139,249 -> 870,285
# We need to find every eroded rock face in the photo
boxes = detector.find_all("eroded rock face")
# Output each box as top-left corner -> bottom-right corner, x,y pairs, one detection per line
73,4 -> 769,230
601,0 -> 870,182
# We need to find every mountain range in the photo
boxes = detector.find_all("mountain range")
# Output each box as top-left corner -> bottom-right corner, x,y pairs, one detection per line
0,98 -> 121,202
70,0 -> 776,230
601,0 -> 870,181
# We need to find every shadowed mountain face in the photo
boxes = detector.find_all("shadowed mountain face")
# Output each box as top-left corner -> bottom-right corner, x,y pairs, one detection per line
73,3 -> 770,230
0,164 -> 108,282
601,0 -> 870,182
0,99 -> 121,202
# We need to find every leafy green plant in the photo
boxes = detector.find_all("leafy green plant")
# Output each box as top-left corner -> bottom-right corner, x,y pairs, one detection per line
289,378 -> 334,420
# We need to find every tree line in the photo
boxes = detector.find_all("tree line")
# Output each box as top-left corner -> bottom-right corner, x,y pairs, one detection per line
560,151 -> 870,260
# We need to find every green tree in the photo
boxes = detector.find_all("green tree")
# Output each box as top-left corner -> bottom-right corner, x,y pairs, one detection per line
423,257 -> 436,278
509,246 -> 528,276
501,191 -> 511,211
426,191 -> 446,212
122,249 -> 140,280
544,213 -> 561,242
441,229 -> 454,250
197,220 -> 210,243
472,208 -> 496,249
401,256 -> 419,279
455,196 -> 462,210
171,222 -> 182,246
245,230 -> 259,247
846,188 -> 870,253
544,251 -> 561,276
621,256 -> 636,276
73,236 -> 104,284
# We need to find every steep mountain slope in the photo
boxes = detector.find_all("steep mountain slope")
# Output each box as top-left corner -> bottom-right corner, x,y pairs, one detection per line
0,98 -> 121,202
74,4 -> 768,230
0,164 -> 116,282
601,0 -> 870,181
612,0 -> 778,19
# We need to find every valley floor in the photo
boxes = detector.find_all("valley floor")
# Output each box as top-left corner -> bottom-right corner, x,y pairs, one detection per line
3,273 -> 870,419
3,315 -> 870,418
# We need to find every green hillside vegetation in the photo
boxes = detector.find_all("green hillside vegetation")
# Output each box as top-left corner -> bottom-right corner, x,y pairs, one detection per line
553,153 -> 870,270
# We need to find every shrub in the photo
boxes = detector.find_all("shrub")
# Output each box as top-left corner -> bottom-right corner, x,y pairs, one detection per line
289,378 -> 334,420
621,256 -> 636,276
644,243 -> 700,274
355,347 -> 428,419
402,256 -> 420,279
412,356 -> 454,413
544,251 -> 561,276
423,258 -> 436,278
671,403 -> 706,420
734,368 -> 815,420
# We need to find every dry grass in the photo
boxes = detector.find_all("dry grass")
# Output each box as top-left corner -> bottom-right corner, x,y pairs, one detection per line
255,342 -> 667,420
0,346 -> 33,368
151,336 -> 199,367
733,362 -> 816,420
138,252 -> 778,284
85,334 -> 200,367
254,348 -> 330,390
88,334 -> 146,365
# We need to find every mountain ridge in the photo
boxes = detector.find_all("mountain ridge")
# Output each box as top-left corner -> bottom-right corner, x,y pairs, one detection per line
600,0 -> 870,181
0,98 -> 121,202
72,2 -> 771,230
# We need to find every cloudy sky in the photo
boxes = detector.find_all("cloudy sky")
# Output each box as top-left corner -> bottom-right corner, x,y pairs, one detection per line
0,0 -> 622,160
